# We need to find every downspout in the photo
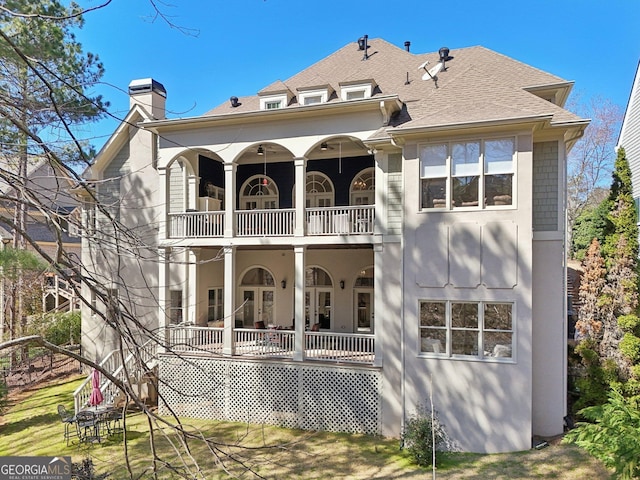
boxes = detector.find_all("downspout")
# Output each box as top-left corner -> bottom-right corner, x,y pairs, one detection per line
400,161 -> 407,444
562,140 -> 569,422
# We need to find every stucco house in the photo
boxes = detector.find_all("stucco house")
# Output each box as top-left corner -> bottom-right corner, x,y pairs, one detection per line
79,37 -> 588,453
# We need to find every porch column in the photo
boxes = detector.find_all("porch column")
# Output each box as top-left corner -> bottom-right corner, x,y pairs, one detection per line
293,245 -> 306,361
187,174 -> 198,210
157,247 -> 170,354
186,248 -> 199,325
373,150 -> 386,236
294,157 -> 307,236
224,162 -> 236,238
222,245 -> 236,356
158,166 -> 168,239
373,243 -> 383,367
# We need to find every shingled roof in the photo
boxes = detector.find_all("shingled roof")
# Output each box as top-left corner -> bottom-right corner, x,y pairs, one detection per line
205,38 -> 583,134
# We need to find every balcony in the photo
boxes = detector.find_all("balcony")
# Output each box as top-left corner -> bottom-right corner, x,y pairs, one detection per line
167,205 -> 374,239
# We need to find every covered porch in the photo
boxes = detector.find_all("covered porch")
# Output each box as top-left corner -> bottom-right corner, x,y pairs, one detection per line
161,246 -> 378,366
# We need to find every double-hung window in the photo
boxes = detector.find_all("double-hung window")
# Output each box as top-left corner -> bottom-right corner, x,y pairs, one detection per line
420,138 -> 514,209
419,300 -> 513,360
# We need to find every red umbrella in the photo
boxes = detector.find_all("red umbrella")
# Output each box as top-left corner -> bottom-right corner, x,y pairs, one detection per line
88,368 -> 104,407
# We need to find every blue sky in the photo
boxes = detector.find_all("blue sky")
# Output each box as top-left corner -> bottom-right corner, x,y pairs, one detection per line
75,0 -> 640,151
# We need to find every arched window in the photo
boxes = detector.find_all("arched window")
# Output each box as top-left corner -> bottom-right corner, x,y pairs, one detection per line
305,266 -> 333,287
306,172 -> 334,208
240,175 -> 279,210
241,267 -> 275,286
350,167 -> 375,205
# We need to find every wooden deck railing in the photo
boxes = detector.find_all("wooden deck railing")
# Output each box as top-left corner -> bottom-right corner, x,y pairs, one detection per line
168,211 -> 225,238
236,209 -> 295,236
164,326 -> 375,365
234,328 -> 295,358
305,331 -> 374,363
166,325 -> 224,354
167,205 -> 375,239
306,205 -> 374,235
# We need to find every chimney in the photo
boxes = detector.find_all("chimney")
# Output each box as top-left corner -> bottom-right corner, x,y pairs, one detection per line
128,78 -> 167,120
404,41 -> 411,52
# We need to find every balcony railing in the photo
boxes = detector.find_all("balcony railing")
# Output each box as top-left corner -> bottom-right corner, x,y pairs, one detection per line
236,209 -> 295,236
166,325 -> 224,354
167,205 -> 374,239
164,325 -> 375,365
168,211 -> 224,238
306,205 -> 374,235
235,328 -> 295,358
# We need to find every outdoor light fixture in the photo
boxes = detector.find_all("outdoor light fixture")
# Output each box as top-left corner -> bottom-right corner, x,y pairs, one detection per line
320,142 -> 328,151
281,280 -> 286,289
340,280 -> 345,289
257,145 -> 264,155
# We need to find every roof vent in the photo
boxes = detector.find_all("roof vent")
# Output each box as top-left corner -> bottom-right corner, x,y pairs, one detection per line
230,96 -> 240,108
357,35 -> 369,60
438,47 -> 453,70
404,41 -> 411,52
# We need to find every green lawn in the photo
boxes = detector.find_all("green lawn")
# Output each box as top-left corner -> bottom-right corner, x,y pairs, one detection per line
0,376 -> 611,479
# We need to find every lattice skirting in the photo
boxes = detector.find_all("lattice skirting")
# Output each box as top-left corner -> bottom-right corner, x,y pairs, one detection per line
157,354 -> 382,435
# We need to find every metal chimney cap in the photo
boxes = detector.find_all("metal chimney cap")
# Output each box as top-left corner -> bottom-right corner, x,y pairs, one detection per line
128,78 -> 167,97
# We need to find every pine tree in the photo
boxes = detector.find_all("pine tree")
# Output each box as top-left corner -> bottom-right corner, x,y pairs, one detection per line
602,147 -> 638,262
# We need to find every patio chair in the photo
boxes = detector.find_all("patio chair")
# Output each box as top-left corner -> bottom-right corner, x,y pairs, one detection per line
105,408 -> 124,436
57,405 -> 77,446
75,410 -> 101,444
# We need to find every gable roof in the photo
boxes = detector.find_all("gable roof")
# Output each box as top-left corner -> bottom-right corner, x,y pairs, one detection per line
204,39 -> 584,134
85,104 -> 147,178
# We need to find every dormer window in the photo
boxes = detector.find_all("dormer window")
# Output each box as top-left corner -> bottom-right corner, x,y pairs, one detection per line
303,95 -> 323,105
258,82 -> 294,110
297,85 -> 333,106
346,90 -> 366,100
339,79 -> 376,101
265,100 -> 283,110
260,95 -> 287,110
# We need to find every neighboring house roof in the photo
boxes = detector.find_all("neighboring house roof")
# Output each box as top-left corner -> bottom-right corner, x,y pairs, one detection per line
0,154 -> 80,245
205,40 -> 584,134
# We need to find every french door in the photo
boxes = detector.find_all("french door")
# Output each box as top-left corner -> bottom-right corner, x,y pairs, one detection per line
305,288 -> 332,330
240,288 -> 275,327
354,289 -> 374,333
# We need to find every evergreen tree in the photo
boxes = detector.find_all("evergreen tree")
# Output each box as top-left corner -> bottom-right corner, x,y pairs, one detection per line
602,147 -> 638,262
571,200 -> 611,260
